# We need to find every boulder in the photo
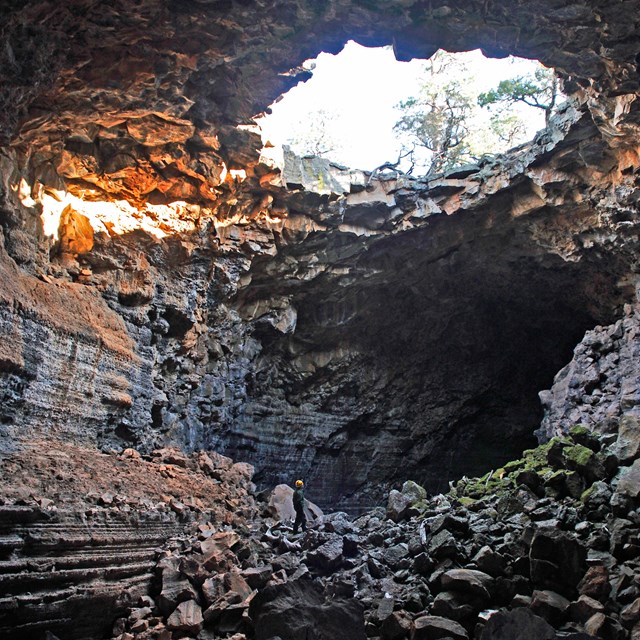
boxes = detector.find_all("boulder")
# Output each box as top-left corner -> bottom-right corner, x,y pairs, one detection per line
621,598 -> 640,627
428,529 -> 458,560
307,537 -> 343,572
578,565 -> 611,600
228,461 -> 255,485
569,595 -> 606,623
248,580 -> 366,640
342,534 -> 360,557
412,614 -> 468,640
441,568 -> 493,600
267,484 -> 323,525
584,612 -> 627,640
202,574 -> 225,606
387,490 -> 412,522
426,513 -> 469,536
152,447 -> 191,468
224,570 -> 253,602
167,600 -> 203,635
613,415 -> 640,464
431,591 -> 476,621
381,611 -> 412,640
157,556 -> 198,614
615,459 -> 640,499
374,595 -> 395,624
401,480 -> 427,504
473,546 -> 508,577
200,532 -> 239,572
323,512 -> 354,535
480,608 -> 556,640
413,552 -> 434,576
530,589 -> 571,625
241,565 -> 273,590
564,444 -> 606,483
383,543 -> 410,570
529,528 -> 586,593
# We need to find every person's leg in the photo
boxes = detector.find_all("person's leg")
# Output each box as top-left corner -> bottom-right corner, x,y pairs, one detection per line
301,511 -> 307,531
293,509 -> 302,534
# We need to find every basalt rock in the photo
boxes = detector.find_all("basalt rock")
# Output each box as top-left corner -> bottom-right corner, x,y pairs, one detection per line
248,580 -> 367,640
0,441 -> 259,640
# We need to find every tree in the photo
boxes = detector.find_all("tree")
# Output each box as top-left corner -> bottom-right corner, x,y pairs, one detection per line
284,106 -> 345,159
478,66 -> 559,125
393,52 -> 475,176
489,112 -> 528,147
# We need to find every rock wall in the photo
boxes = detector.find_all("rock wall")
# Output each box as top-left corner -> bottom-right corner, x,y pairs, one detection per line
538,291 -> 640,439
0,0 -> 639,511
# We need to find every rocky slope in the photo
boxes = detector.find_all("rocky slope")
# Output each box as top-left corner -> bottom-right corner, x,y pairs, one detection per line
538,296 -> 640,440
0,0 -> 639,509
93,416 -> 639,640
4,416 -> 638,640
0,443 -> 258,639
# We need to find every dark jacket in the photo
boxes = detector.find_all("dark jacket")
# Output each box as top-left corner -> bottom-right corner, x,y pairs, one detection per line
293,487 -> 305,511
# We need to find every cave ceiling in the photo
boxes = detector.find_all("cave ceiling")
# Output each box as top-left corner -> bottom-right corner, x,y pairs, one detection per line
1,0 -> 640,509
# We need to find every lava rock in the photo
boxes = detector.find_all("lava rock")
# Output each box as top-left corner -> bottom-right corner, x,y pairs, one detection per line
530,589 -> 571,625
248,580 -> 366,640
412,614 -> 468,640
613,415 -> 640,464
479,608 -> 556,640
529,527 -> 586,593
615,460 -> 640,499
166,600 -> 203,635
441,568 -> 493,600
307,537 -> 343,572
387,490 -> 412,522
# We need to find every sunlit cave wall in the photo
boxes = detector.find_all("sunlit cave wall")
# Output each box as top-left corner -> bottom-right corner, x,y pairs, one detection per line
0,0 -> 639,511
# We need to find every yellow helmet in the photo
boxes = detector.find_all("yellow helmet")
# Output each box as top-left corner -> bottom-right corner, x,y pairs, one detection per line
295,479 -> 304,487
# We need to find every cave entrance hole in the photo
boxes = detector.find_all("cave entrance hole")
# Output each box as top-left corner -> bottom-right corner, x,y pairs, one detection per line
256,41 -> 559,176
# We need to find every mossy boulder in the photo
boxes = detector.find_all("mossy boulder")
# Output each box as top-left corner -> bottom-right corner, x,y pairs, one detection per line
564,445 -> 606,483
449,427 -> 605,505
569,424 -> 601,451
402,480 -> 427,505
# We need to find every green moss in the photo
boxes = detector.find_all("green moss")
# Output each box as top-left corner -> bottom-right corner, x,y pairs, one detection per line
448,435 -> 583,503
537,466 -> 553,479
565,444 -> 595,468
447,425 -> 605,505
503,460 -> 523,473
544,469 -> 568,485
580,485 -> 595,503
569,424 -> 590,438
411,499 -> 430,513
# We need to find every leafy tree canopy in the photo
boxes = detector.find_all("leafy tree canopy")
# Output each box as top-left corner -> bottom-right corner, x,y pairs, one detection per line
392,54 -> 561,176
478,67 -> 559,124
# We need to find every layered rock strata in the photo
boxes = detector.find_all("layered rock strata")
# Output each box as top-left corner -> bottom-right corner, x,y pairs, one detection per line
0,443 -> 258,639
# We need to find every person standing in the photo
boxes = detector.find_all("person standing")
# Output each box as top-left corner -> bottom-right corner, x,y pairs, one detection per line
292,479 -> 307,534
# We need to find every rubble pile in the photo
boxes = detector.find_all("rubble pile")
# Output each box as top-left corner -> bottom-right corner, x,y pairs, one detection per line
108,414 -> 640,640
0,444 -> 258,639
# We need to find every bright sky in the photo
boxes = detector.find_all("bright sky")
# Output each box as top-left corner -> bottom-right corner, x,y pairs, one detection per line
257,41 -> 547,171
